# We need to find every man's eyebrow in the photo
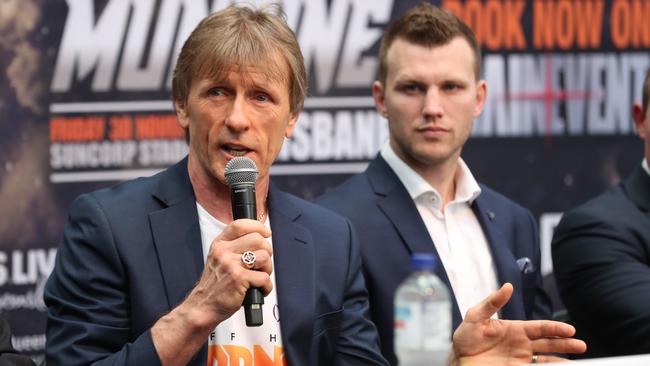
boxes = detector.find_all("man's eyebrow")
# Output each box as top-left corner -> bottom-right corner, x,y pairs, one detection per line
393,75 -> 419,83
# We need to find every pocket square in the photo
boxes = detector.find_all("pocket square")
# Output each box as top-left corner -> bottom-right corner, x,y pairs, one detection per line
516,257 -> 535,274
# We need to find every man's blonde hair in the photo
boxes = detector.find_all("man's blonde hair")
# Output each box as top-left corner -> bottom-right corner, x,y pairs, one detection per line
172,4 -> 307,114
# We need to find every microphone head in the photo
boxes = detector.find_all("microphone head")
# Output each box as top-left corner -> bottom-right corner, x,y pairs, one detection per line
224,157 -> 259,187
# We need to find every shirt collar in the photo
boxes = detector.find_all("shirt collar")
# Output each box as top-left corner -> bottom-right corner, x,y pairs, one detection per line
380,142 -> 481,205
643,158 -> 649,177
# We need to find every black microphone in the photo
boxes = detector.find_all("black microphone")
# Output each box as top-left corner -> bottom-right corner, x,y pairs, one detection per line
224,156 -> 264,327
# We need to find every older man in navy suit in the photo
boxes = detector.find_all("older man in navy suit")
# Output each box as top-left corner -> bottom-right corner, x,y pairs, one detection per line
44,5 -> 385,365
317,4 -> 551,364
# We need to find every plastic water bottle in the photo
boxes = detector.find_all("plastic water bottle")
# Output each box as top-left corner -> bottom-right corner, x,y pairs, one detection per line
394,253 -> 451,366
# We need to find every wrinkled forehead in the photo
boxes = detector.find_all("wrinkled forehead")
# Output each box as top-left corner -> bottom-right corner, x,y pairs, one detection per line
193,47 -> 290,89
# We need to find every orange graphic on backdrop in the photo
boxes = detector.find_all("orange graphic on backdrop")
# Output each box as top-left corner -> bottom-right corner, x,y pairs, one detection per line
135,114 -> 185,139
443,0 -> 527,50
50,116 -> 105,142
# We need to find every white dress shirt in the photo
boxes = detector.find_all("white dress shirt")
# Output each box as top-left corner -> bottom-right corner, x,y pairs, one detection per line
381,143 -> 500,319
642,158 -> 649,176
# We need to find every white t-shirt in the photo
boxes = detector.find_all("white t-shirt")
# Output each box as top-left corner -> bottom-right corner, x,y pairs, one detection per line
197,203 -> 285,365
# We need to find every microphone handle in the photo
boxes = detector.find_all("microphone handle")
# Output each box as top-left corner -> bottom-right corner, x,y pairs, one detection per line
231,185 -> 264,327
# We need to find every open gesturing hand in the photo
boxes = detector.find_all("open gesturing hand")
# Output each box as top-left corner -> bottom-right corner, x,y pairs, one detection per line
449,283 -> 587,365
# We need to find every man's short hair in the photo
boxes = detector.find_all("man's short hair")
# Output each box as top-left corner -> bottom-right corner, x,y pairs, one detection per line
641,69 -> 650,115
172,4 -> 307,114
377,3 -> 481,83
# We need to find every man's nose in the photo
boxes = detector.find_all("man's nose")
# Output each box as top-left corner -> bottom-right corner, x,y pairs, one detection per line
422,88 -> 443,119
225,94 -> 251,130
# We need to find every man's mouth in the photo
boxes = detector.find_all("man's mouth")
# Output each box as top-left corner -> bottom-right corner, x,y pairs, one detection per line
222,144 -> 251,157
417,125 -> 450,133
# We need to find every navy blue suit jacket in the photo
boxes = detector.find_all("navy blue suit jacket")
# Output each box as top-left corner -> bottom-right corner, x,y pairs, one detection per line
44,158 -> 387,366
552,165 -> 650,357
317,155 -> 552,365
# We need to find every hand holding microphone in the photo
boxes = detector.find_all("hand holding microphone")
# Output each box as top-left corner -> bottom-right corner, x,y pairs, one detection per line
224,157 -> 266,327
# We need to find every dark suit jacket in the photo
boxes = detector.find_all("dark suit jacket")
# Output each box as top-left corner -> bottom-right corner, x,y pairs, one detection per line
552,164 -> 650,358
317,155 -> 551,365
44,158 -> 387,366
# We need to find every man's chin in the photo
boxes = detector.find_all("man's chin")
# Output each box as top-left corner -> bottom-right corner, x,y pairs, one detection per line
412,150 -> 457,166
201,159 -> 227,184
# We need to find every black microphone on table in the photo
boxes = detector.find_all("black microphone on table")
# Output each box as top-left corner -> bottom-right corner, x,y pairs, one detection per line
224,156 -> 264,327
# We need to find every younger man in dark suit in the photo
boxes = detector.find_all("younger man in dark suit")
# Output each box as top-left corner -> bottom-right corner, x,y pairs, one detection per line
317,4 -> 551,364
552,68 -> 650,357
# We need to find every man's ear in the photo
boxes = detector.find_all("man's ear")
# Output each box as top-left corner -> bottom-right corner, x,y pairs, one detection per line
632,102 -> 647,139
285,112 -> 299,138
473,80 -> 487,118
372,81 -> 388,118
175,99 -> 189,129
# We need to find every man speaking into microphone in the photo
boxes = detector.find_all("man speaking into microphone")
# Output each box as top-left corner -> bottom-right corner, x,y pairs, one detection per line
44,4 -> 385,365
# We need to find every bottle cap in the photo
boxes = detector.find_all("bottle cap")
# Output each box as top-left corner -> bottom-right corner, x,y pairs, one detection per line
411,253 -> 436,271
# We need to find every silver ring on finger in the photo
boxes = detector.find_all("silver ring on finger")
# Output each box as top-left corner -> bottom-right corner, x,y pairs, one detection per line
241,251 -> 256,268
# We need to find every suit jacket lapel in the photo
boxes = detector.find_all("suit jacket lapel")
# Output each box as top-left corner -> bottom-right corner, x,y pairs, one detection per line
472,194 -> 525,319
148,158 -> 206,363
147,158 -> 204,305
267,184 -> 314,364
366,156 -> 463,327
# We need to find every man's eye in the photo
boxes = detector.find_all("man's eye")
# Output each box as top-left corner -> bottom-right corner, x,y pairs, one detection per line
255,94 -> 270,102
404,84 -> 420,93
399,84 -> 422,94
208,87 -> 225,96
443,83 -> 460,91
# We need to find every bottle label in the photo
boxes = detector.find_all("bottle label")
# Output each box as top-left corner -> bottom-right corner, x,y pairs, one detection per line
394,301 -> 450,351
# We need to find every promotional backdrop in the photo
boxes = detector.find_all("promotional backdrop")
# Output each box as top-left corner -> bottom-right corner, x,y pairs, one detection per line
1,0 -> 648,362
